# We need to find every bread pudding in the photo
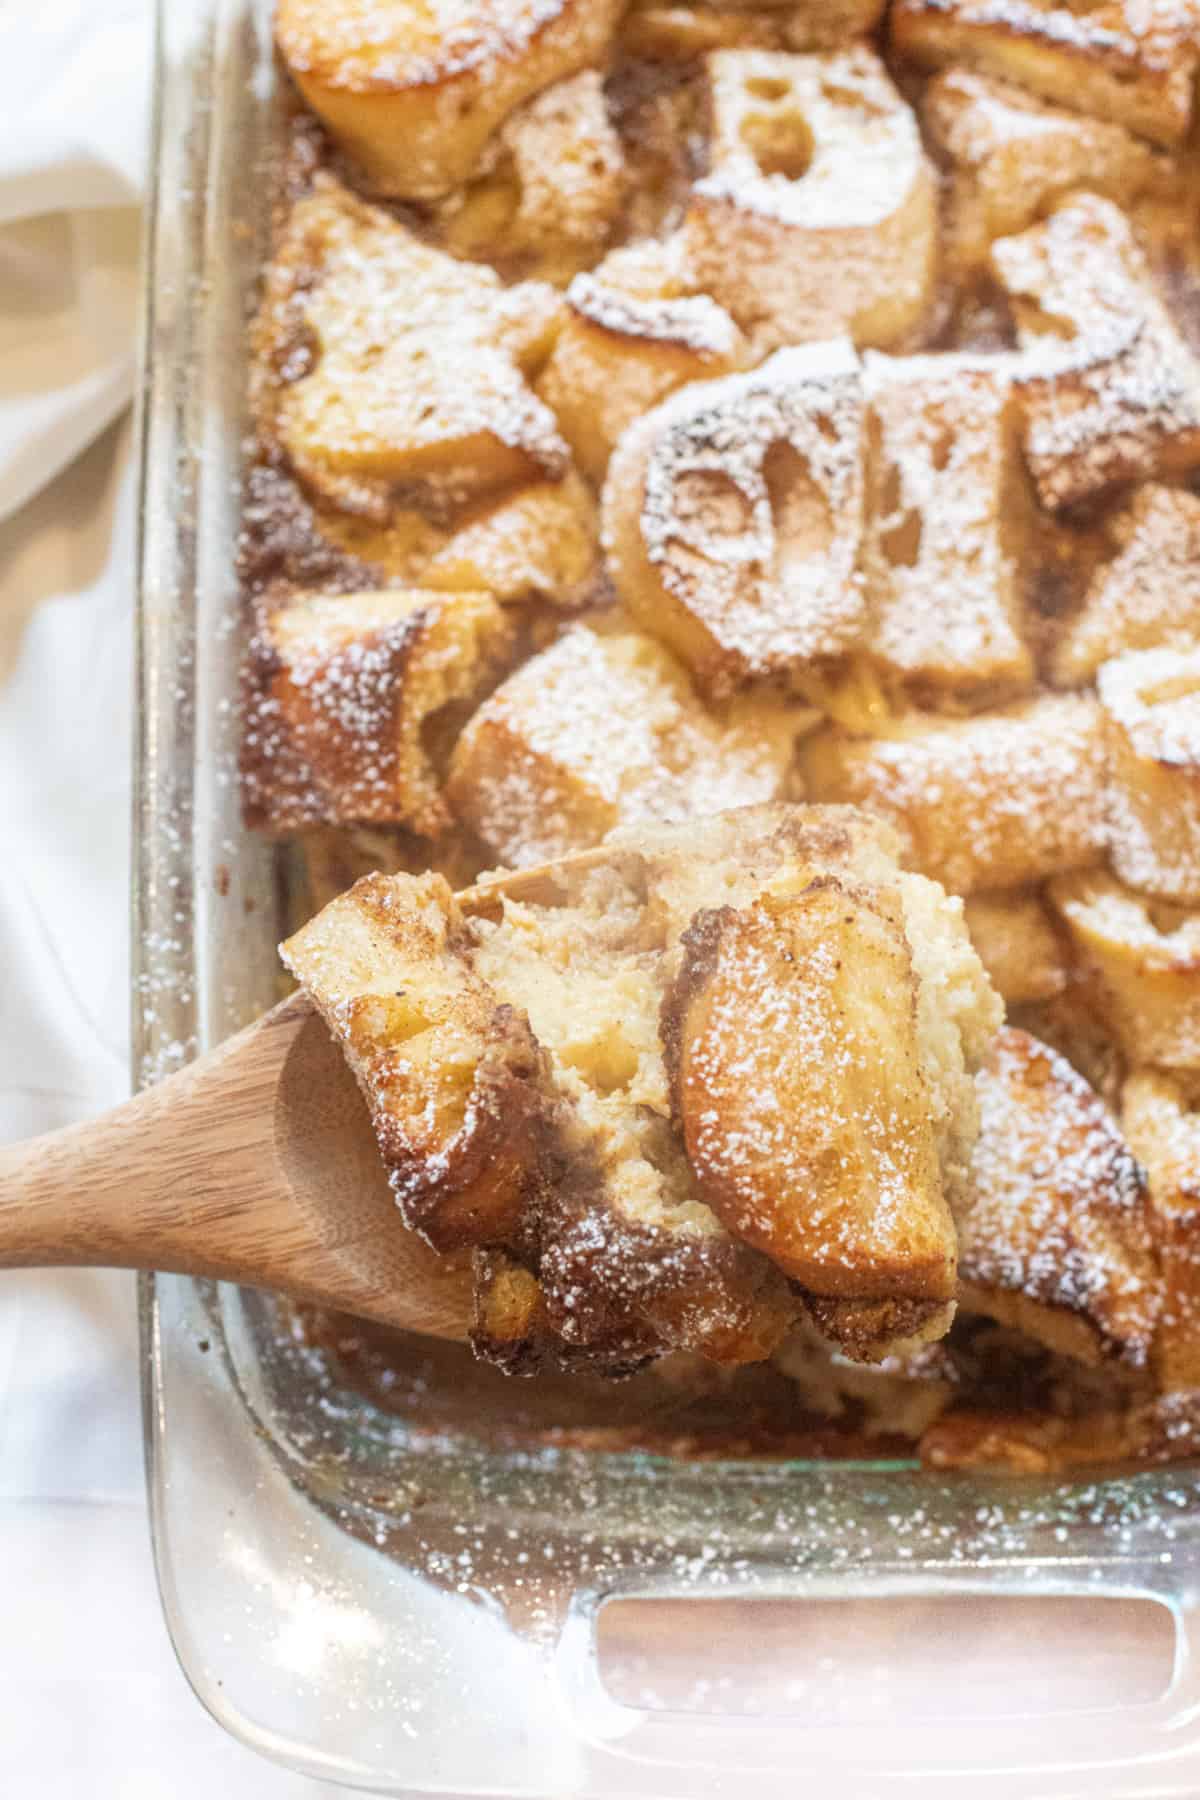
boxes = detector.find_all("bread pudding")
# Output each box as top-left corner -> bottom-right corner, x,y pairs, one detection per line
242,0 -> 1200,1470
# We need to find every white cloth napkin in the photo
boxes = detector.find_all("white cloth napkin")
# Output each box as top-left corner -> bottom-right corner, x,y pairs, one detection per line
0,5 -> 339,1793
0,2 -> 146,523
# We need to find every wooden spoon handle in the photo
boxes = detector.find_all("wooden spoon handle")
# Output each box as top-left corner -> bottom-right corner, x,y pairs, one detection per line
0,999 -> 311,1274
0,995 -> 472,1338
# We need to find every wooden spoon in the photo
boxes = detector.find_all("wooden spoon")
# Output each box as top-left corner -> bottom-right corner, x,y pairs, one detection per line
0,991 -> 472,1337
0,845 -> 628,1333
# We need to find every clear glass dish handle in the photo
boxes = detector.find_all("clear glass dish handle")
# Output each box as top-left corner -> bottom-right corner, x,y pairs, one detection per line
553,1544 -> 1200,1787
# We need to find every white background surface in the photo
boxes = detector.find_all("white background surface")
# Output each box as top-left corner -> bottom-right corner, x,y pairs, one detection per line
0,2 -> 340,1789
0,438 -> 349,1795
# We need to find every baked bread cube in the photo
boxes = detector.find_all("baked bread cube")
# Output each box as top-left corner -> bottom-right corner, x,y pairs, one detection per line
444,622 -> 813,866
603,342 -> 870,696
664,863 -> 999,1356
1123,1070 -> 1200,1391
439,70 -> 626,282
801,694 -> 1108,894
990,195 -> 1200,510
959,1027 -> 1158,1368
921,67 -> 1163,278
1050,486 -> 1200,689
258,175 -> 568,521
891,1 -> 1200,148
243,588 -> 516,835
1100,648 -> 1200,904
1049,871 -> 1200,1069
282,805 -> 1001,1373
963,889 -> 1069,1005
275,0 -> 625,199
421,472 -> 599,608
683,47 -> 937,353
501,70 -> 626,281
863,352 -> 1035,704
537,241 -> 747,485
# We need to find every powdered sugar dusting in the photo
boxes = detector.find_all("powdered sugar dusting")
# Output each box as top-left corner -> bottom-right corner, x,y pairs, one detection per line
963,1028 -> 1157,1364
992,194 -> 1200,508
613,342 -> 868,686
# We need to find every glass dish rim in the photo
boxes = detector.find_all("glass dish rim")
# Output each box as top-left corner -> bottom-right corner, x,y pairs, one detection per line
131,1 -> 1200,1790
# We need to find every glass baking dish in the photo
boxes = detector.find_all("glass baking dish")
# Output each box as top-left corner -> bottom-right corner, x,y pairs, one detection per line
134,1 -> 1200,1791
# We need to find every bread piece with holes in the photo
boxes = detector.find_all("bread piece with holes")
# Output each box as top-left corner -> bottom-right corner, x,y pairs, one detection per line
444,622 -> 813,866
891,1 -> 1200,148
863,352 -> 1035,704
1100,648 -> 1200,905
256,174 -> 568,521
1123,1070 -> 1200,1391
990,195 -> 1200,510
964,889 -> 1069,1005
604,341 -> 869,696
959,1027 -> 1158,1368
283,805 -> 1001,1372
801,694 -> 1108,894
275,0 -> 625,199
683,47 -> 937,353
1050,486 -> 1200,689
242,589 -> 517,835
1050,871 -> 1200,1069
537,241 -> 747,485
921,67 -> 1164,278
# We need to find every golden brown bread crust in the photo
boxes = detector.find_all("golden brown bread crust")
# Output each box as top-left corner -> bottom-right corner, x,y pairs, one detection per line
243,588 -> 518,835
444,623 -> 811,868
805,1294 -> 956,1362
662,884 -> 957,1302
1049,486 -> 1200,689
536,244 -> 747,485
256,173 -> 569,522
622,0 -> 888,61
921,67 -> 1165,280
1123,1071 -> 1200,1392
1099,648 -> 1200,906
990,196 -> 1200,511
283,806 -> 1000,1375
1048,871 -> 1200,1071
682,47 -> 938,353
603,342 -> 870,696
891,0 -> 1200,148
959,1027 -> 1159,1368
280,871 -> 554,1252
473,1154 -> 801,1376
799,694 -> 1108,895
276,0 -> 626,199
